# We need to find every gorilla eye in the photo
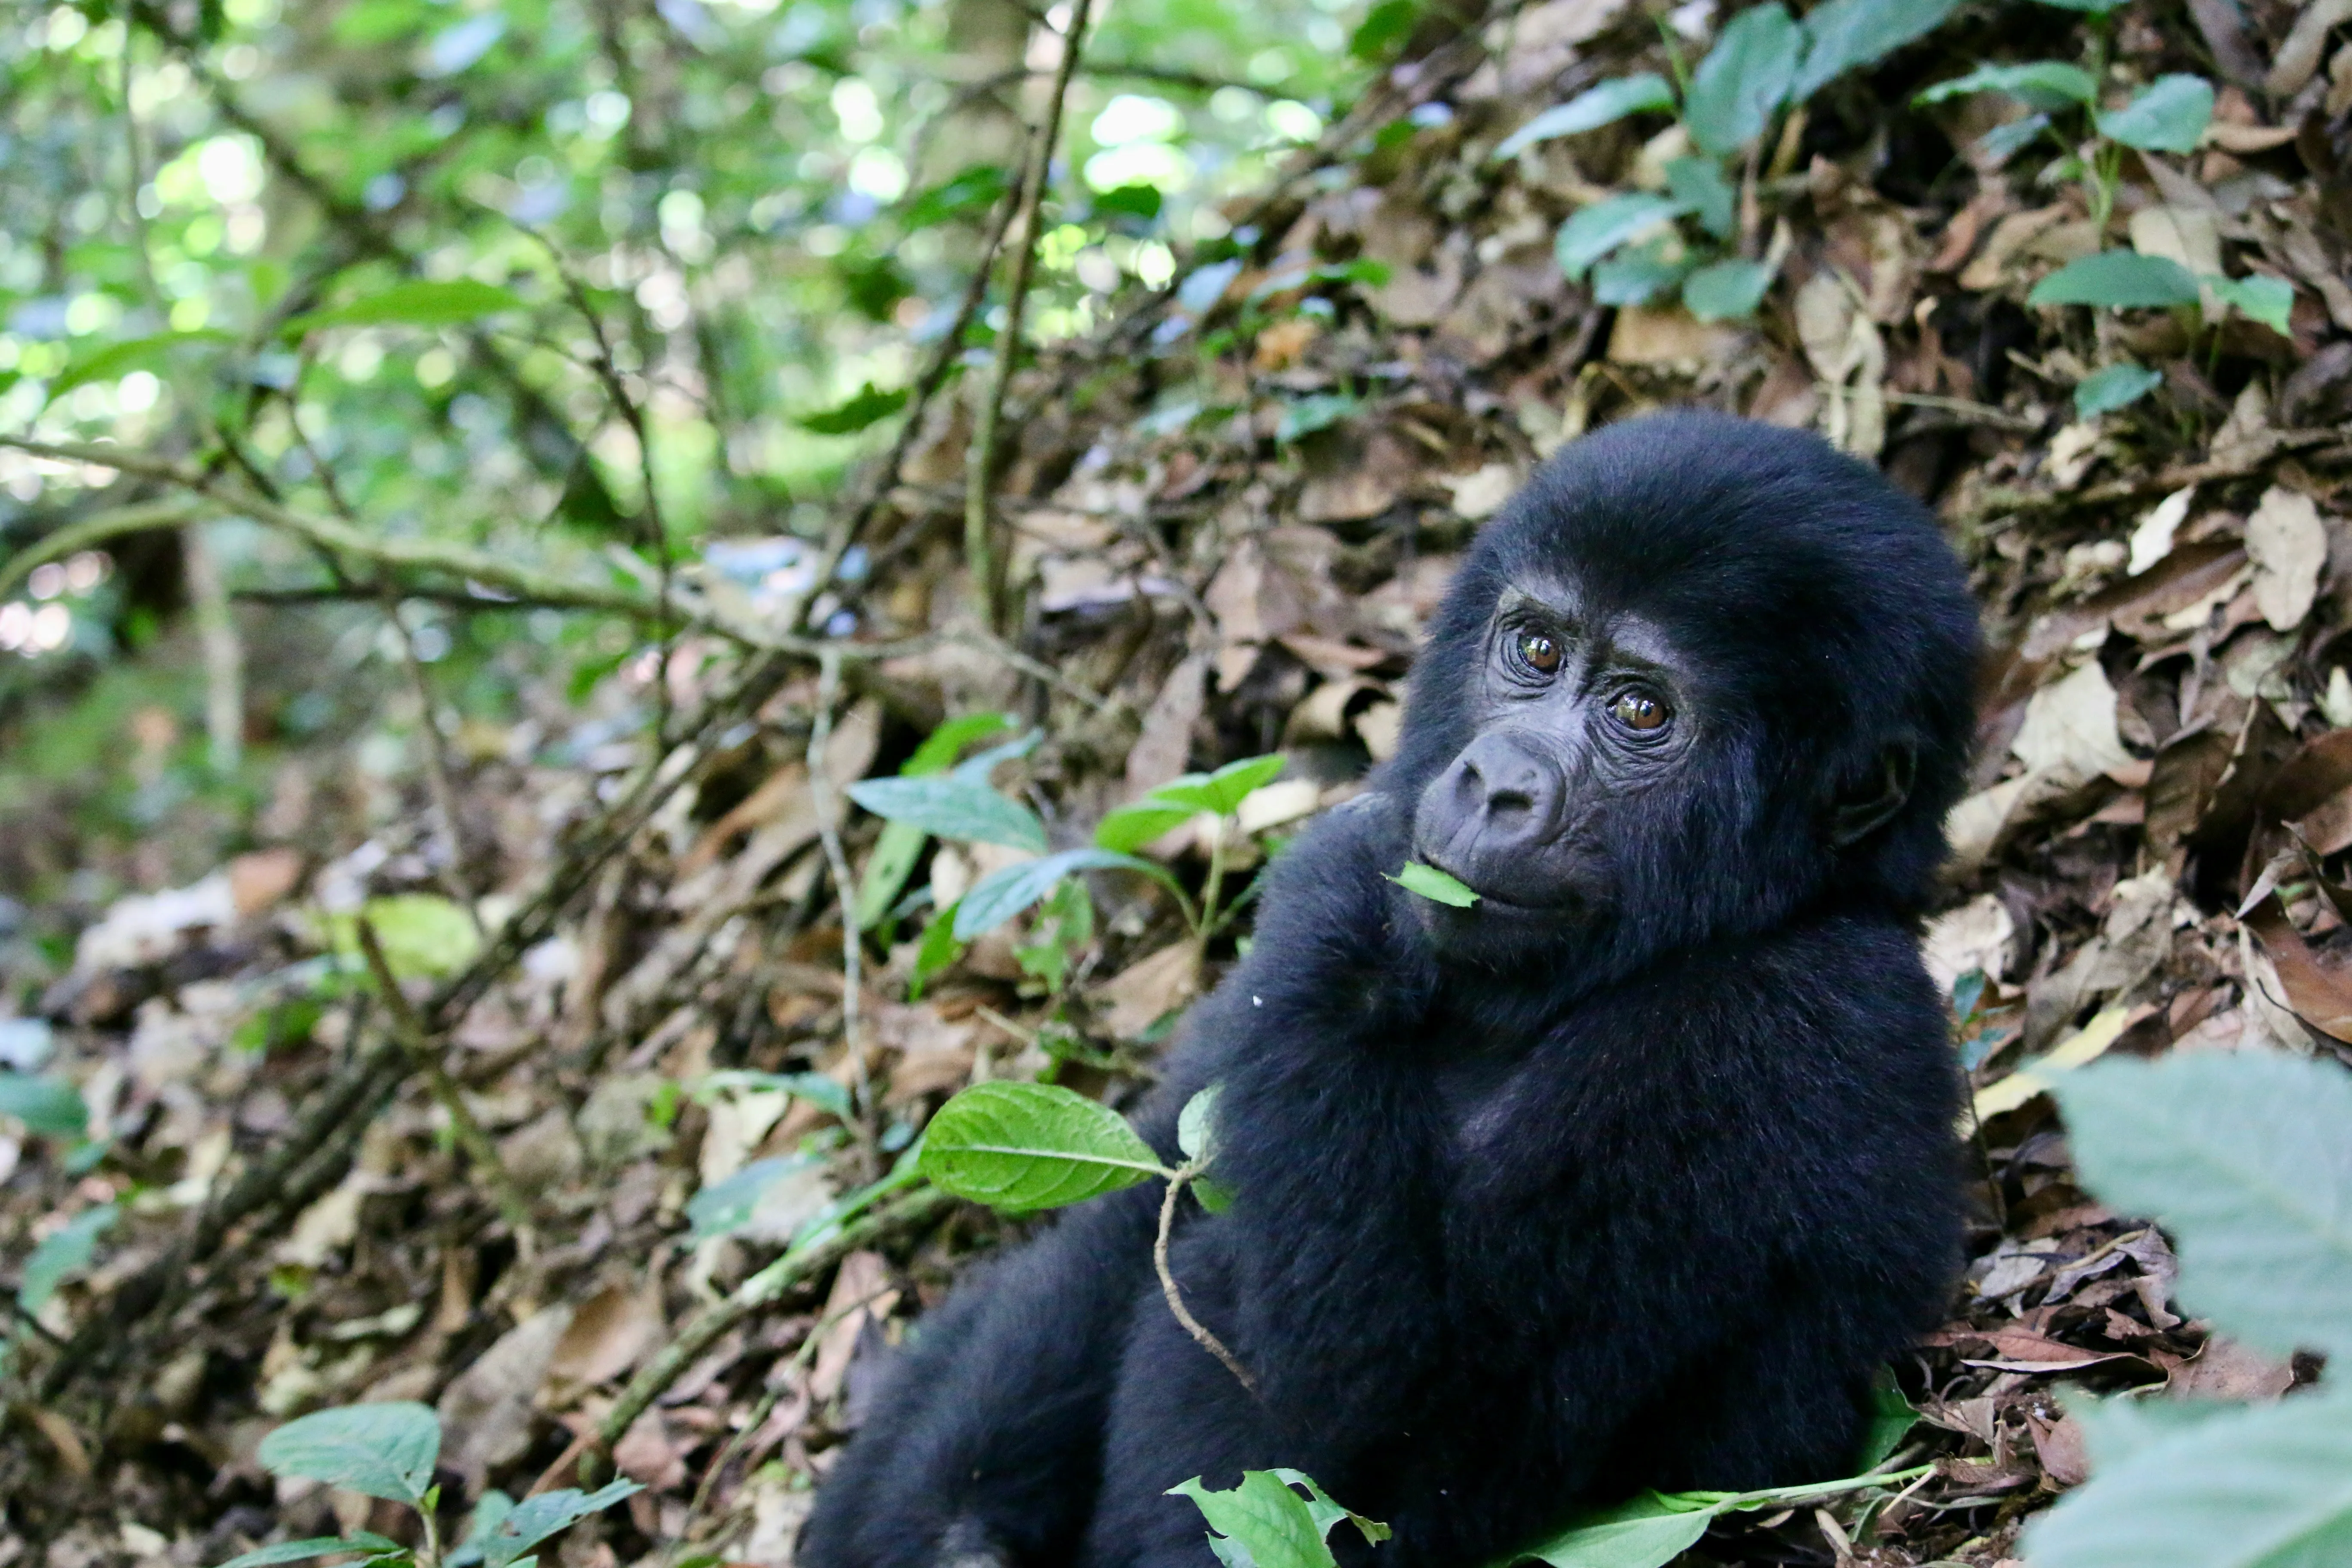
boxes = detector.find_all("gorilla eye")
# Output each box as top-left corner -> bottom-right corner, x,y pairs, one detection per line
1611,693 -> 1669,732
1514,632 -> 1562,674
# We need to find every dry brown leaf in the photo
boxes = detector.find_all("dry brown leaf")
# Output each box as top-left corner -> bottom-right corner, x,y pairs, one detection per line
2244,486 -> 2328,631
811,1251 -> 897,1404
228,848 -> 305,917
544,1285 -> 665,1402
2243,896 -> 2352,1042
1605,305 -> 1743,369
612,1409 -> 690,1491
2167,1336 -> 2295,1400
438,1305 -> 574,1487
1094,940 -> 1202,1040
1125,653 -> 1208,797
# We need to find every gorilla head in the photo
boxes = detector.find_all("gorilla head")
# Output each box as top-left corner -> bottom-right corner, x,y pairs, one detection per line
1394,411 -> 1980,971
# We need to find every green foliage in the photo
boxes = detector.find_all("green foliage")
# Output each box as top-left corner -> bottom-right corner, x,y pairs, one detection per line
2073,361 -> 2163,418
955,847 -> 1173,940
0,1071 -> 90,1137
918,1080 -> 1172,1212
2093,75 -> 2214,153
1684,3 -> 1801,157
686,1153 -> 827,1242
1492,76 -> 1678,159
1388,862 -> 1478,906
845,775 -> 1050,854
284,280 -> 526,335
2029,252 -> 2202,310
1556,196 -> 1687,281
797,383 -> 911,436
1169,1469 -> 1390,1568
216,1536 -> 404,1568
449,1483 -> 642,1568
1681,258 -> 1775,322
16,1203 -> 118,1313
1917,61 -> 2098,110
256,1402 -> 443,1505
2209,274 -> 2295,335
323,894 -> 482,981
854,713 -> 1020,931
1792,0 -> 1962,97
2020,1054 -> 2352,1565
1520,1491 -> 1721,1568
1145,755 -> 1286,818
46,330 -> 234,404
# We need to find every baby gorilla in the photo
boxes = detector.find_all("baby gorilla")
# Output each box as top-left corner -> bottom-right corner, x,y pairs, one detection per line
801,411 -> 1980,1568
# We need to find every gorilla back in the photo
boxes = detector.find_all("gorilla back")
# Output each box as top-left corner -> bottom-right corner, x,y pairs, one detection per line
799,412 -> 1979,1568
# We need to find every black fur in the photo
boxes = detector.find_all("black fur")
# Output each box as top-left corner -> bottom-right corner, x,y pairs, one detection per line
799,412 -> 1978,1568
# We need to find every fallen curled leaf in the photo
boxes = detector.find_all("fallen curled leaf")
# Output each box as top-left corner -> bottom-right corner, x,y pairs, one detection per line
2243,486 -> 2328,632
2241,896 -> 2352,1043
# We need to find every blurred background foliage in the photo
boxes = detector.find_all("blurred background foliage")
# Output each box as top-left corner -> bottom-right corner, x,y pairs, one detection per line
0,0 -> 1395,951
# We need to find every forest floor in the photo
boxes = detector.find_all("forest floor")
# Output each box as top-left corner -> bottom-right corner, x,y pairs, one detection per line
4,1 -> 2352,1566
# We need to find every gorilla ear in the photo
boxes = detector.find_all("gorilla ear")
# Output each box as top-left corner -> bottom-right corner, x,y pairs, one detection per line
1828,743 -> 1916,848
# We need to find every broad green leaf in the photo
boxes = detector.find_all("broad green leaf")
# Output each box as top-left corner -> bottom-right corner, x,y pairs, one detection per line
1177,1084 -> 1222,1162
2029,252 -> 2202,310
796,382 -> 908,435
1556,194 -> 1688,280
1590,242 -> 1692,307
2055,1053 -> 2352,1356
1096,799 -> 1198,853
1855,1370 -> 1919,1471
1916,61 -> 2098,112
2096,74 -> 2214,153
2074,362 -> 2163,418
909,905 -> 965,1001
844,775 -> 1047,852
2023,1389 -> 2352,1568
2070,1390 -> 2244,1468
1491,75 -> 1677,159
1663,158 -> 1735,240
1148,754 -> 1286,817
286,279 -> 525,335
948,730 -> 1042,785
906,713 -> 1019,776
257,1402 -> 442,1504
1348,0 -> 1418,60
327,894 -> 481,980
1267,1470 -> 1391,1547
0,1071 -> 89,1137
2208,273 -> 2294,335
46,330 -> 233,403
1169,1471 -> 1342,1568
469,1482 -> 641,1568
1518,1491 -> 1722,1568
447,1490 -> 516,1568
216,1536 -> 406,1568
1684,3 -> 1801,156
686,1154 -> 825,1242
919,1080 -> 1170,1211
953,848 -> 1176,940
1979,112 -> 2054,164
1681,258 -> 1774,321
699,1070 -> 852,1119
1388,862 -> 1479,906
901,164 -> 1012,230
1277,393 -> 1357,443
1793,0 -> 1961,96
17,1204 -> 117,1313
856,821 -> 931,930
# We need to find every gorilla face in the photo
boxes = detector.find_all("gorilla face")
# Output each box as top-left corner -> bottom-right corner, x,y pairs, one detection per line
1407,576 -> 1708,956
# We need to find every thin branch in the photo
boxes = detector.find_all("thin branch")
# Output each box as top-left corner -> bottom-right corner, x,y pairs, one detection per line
808,647 -> 881,1182
1155,1168 -> 1257,1396
0,497 -> 211,600
355,919 -> 533,1246
965,0 -> 1096,631
585,1185 -> 957,1476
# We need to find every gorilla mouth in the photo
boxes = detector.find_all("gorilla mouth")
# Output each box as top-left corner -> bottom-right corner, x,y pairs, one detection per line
1409,848 -> 1583,917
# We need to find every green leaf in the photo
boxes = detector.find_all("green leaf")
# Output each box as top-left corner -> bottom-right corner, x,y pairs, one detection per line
1855,1369 -> 1919,1471
256,1403 -> 442,1504
796,382 -> 909,435
954,848 -> 1174,940
46,330 -> 233,403
905,713 -> 1019,776
1793,0 -> 1961,97
1978,112 -> 2055,164
468,1482 -> 640,1568
2054,1053 -> 2352,1357
2095,74 -> 2214,153
1148,754 -> 1286,818
1663,158 -> 1736,240
17,1204 -> 117,1313
901,164 -> 1011,230
1681,257 -> 1775,321
909,904 -> 965,1001
2070,1390 -> 2244,1468
1684,2 -> 1801,156
1916,61 -> 2098,112
0,1071 -> 89,1137
1177,1084 -> 1223,1163
1169,1471 -> 1342,1568
1096,800 -> 1198,853
686,1154 -> 825,1242
1590,242 -> 1693,307
2208,273 -> 2294,335
216,1537 -> 406,1568
285,279 -> 525,335
2073,361 -> 2163,418
856,820 -> 931,931
919,1081 -> 1171,1211
1267,1470 -> 1390,1548
2022,1389 -> 2352,1568
1517,1491 -> 1723,1568
1348,0 -> 1419,60
326,894 -> 481,980
947,730 -> 1042,785
1387,863 -> 1479,907
2029,251 -> 2202,310
844,775 -> 1048,852
1556,194 -> 1689,280
1491,75 -> 1678,159
1276,393 -> 1357,443
699,1070 -> 852,1119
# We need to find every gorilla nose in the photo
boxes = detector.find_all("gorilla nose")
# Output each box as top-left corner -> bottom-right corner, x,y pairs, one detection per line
1422,731 -> 1564,868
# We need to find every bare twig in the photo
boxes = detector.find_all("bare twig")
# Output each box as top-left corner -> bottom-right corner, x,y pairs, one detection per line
1155,1169 -> 1257,1396
965,0 -> 1096,631
808,647 -> 881,1181
0,497 -> 211,600
584,1185 -> 957,1479
355,919 -> 533,1246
